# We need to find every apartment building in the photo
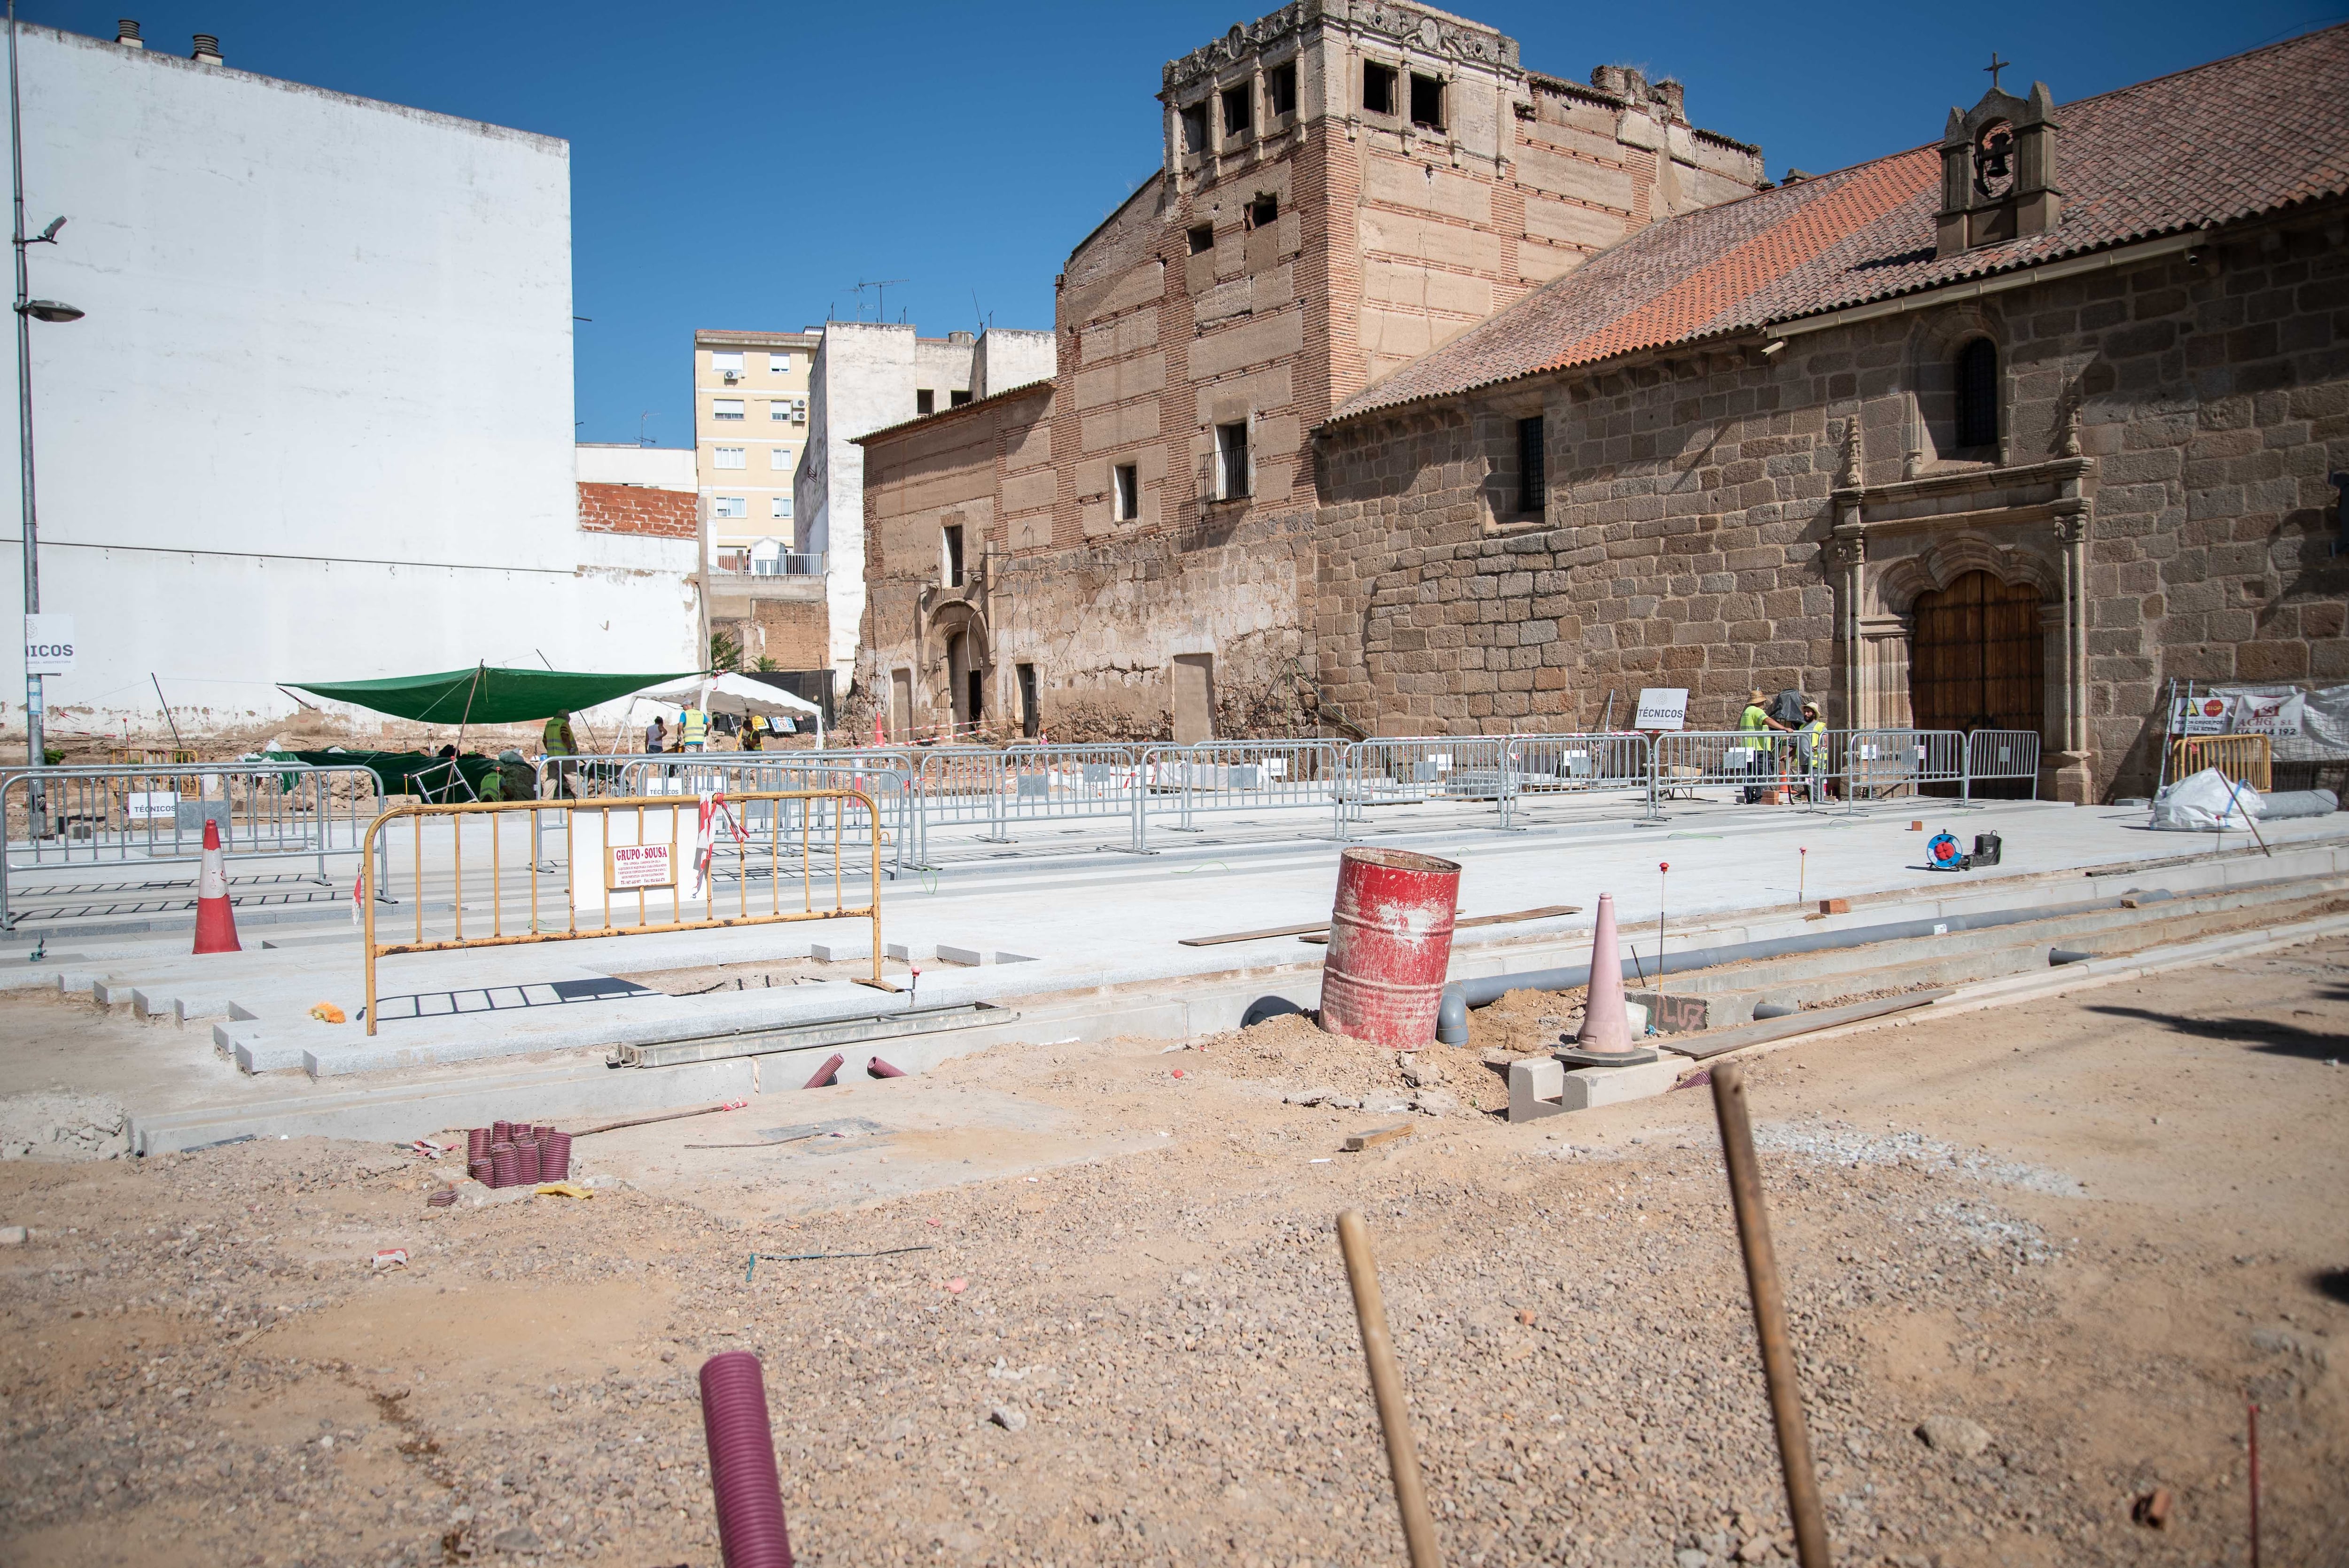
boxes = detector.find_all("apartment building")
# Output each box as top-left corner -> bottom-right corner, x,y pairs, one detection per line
692,329 -> 820,576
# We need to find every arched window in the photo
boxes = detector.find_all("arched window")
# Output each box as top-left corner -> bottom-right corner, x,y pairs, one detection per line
1954,337 -> 1999,451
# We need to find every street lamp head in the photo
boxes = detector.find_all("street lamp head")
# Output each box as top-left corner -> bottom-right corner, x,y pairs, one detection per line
19,300 -> 82,323
35,217 -> 64,243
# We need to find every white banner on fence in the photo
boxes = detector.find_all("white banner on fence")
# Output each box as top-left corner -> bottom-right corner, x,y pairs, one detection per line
1634,688 -> 1689,730
2229,691 -> 2306,737
2170,695 -> 2232,735
569,804 -> 699,921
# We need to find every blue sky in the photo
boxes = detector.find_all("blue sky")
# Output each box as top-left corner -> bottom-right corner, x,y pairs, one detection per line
25,1 -> 2344,448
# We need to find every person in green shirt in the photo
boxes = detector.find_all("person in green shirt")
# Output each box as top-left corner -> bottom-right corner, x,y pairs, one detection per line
1739,687 -> 1791,803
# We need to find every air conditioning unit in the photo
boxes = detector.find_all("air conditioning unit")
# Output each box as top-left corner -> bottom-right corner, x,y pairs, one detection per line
722,371 -> 741,384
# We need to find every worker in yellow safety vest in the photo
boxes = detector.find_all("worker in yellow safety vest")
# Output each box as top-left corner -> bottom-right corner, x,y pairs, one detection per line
540,712 -> 578,799
740,714 -> 765,751
679,706 -> 708,751
1797,701 -> 1829,801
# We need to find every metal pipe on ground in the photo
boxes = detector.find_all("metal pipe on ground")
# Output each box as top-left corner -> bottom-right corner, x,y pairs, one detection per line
1432,889 -> 2182,1044
1709,1062 -> 1831,1568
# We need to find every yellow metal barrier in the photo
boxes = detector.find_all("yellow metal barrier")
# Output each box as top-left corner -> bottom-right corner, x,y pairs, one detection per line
2170,734 -> 2272,792
358,789 -> 889,1035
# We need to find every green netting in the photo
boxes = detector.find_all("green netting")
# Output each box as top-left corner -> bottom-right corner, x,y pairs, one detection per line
285,665 -> 698,726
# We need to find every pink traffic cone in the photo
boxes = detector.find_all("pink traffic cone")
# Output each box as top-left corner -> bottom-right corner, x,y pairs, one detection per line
1575,893 -> 1632,1054
191,817 -> 241,954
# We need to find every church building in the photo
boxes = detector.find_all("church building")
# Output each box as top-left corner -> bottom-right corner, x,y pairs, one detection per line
855,3 -> 2349,801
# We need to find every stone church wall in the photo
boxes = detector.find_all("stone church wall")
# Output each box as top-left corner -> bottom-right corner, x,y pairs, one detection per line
1309,217 -> 2349,798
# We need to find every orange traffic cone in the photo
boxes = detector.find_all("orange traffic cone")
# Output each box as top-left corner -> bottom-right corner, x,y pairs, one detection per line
192,816 -> 241,954
1559,893 -> 1654,1066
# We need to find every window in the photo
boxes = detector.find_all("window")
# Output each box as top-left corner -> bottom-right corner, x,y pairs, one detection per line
771,497 -> 793,520
1363,62 -> 1397,116
769,401 -> 791,421
1216,421 -> 1251,500
1409,73 -> 1444,130
714,447 -> 746,470
1516,416 -> 1546,516
1267,61 -> 1296,118
917,389 -> 935,416
710,351 -> 744,373
951,389 -> 973,407
1180,101 -> 1208,154
769,447 -> 792,470
942,523 -> 964,587
713,496 -> 747,520
1114,462 -> 1139,521
712,399 -> 744,421
1248,194 -> 1279,229
1221,82 -> 1252,138
767,352 -> 793,373
1955,337 -> 1999,450
1188,223 -> 1215,255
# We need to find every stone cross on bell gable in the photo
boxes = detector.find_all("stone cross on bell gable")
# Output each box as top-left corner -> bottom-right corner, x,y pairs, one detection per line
1984,51 -> 2008,90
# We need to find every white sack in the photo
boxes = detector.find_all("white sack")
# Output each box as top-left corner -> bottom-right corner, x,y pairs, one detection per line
2149,767 -> 2266,831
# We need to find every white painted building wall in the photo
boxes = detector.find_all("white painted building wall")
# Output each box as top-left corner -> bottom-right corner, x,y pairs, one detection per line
1,24 -> 698,738
576,444 -> 697,492
794,323 -> 1053,695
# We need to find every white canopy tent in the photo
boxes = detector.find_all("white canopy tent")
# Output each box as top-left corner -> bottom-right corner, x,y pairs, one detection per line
626,673 -> 824,748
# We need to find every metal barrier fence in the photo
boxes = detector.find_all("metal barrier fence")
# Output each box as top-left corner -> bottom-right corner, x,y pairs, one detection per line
1139,739 -> 1348,846
358,788 -> 888,1035
1653,731 -> 1826,803
617,753 -> 922,873
1844,730 -> 1967,800
1498,733 -> 1657,824
1963,730 -> 2042,800
2170,733 -> 2271,792
0,761 -> 384,930
975,744 -> 1149,851
1338,735 -> 1516,825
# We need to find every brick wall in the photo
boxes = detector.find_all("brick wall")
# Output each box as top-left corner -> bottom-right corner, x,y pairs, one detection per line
577,482 -> 697,539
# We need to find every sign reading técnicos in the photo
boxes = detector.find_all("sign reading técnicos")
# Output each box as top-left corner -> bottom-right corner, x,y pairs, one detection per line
1633,687 -> 1689,730
23,614 -> 75,675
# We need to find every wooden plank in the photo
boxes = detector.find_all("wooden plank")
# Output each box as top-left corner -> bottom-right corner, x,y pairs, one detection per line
1292,904 -> 1582,945
1179,919 -> 1332,947
1669,988 -> 1953,1061
1343,1122 -> 1417,1152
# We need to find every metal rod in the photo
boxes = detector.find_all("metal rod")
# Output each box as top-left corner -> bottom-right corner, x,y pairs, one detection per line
1335,1210 -> 1444,1568
11,0 -> 45,827
1707,1061 -> 1830,1568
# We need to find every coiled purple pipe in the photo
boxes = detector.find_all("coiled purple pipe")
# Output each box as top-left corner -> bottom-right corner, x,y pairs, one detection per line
489,1141 -> 519,1189
699,1351 -> 793,1568
541,1131 -> 573,1181
515,1139 -> 541,1185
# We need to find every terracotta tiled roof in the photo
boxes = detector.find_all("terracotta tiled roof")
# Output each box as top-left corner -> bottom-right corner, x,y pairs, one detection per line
1330,24 -> 2349,424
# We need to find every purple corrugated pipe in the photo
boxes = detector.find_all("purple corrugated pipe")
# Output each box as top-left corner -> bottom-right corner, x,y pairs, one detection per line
516,1140 -> 541,1185
542,1132 -> 572,1181
698,1351 -> 793,1568
489,1141 -> 519,1189
865,1056 -> 906,1078
802,1052 -> 844,1090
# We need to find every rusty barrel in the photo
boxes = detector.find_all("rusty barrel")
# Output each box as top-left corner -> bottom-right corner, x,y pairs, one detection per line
1317,846 -> 1462,1049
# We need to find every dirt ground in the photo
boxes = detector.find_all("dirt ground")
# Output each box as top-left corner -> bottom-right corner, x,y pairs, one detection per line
0,937 -> 2343,1568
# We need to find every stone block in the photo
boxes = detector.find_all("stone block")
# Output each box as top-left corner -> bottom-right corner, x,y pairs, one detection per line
1554,1055 -> 1684,1110
1508,1056 -> 1568,1122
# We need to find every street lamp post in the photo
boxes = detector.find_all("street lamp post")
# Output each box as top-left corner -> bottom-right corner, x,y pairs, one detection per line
8,0 -> 80,831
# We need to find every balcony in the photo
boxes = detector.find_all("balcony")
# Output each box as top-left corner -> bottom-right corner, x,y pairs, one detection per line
713,551 -> 825,577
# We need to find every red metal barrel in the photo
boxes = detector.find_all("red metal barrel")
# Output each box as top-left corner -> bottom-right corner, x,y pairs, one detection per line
1317,847 -> 1462,1049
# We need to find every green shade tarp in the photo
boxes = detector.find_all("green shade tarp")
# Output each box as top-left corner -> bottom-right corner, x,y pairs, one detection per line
286,666 -> 700,726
